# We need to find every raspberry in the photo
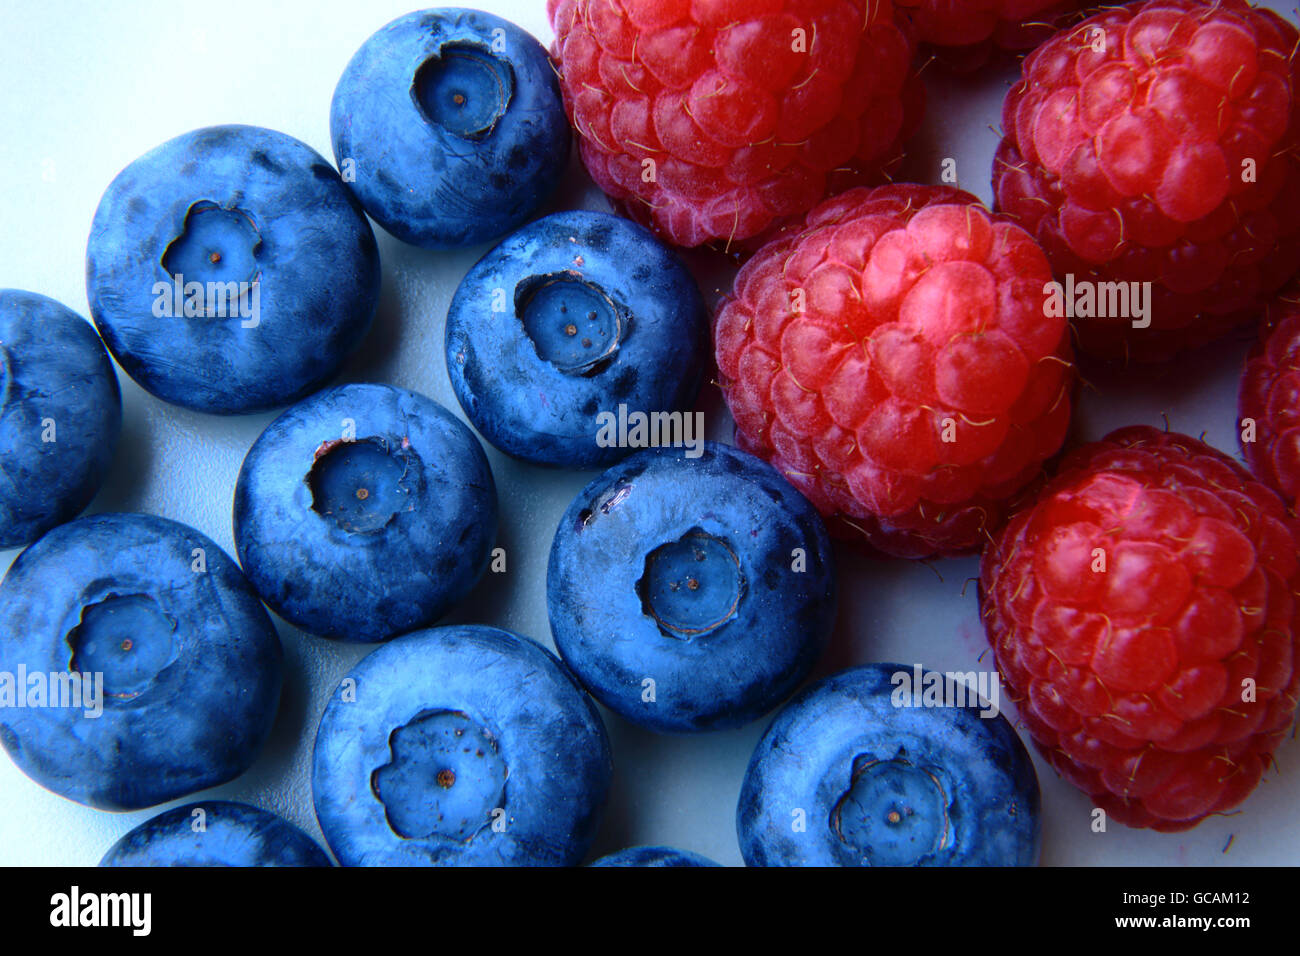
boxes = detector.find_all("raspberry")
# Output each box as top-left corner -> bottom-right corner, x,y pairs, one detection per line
715,183 -> 1074,558
1240,279 -> 1300,505
547,0 -> 923,248
993,0 -> 1300,362
981,426 -> 1300,831
897,0 -> 1085,70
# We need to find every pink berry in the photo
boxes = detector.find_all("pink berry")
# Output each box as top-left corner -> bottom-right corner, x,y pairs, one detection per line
715,183 -> 1074,558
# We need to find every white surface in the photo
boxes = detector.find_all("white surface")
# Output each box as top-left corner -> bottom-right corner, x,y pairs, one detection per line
1,0 -> 1297,867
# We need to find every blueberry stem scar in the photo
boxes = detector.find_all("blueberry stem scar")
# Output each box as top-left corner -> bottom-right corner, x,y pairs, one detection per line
830,753 -> 951,866
370,709 -> 507,842
514,271 -> 623,376
413,43 -> 515,139
65,593 -> 178,701
307,437 -> 415,534
160,199 -> 263,288
636,528 -> 745,640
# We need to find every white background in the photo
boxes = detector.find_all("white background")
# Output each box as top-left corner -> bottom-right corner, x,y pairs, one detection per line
0,0 -> 1296,866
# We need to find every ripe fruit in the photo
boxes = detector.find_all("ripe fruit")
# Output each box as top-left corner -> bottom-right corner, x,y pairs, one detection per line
715,182 -> 1074,558
1240,279 -> 1300,505
981,426 -> 1300,831
737,662 -> 1042,866
100,802 -> 332,867
233,383 -> 498,643
86,125 -> 380,414
0,290 -> 121,549
994,0 -> 1300,362
332,9 -> 571,248
445,210 -> 707,468
547,0 -> 923,247
590,846 -> 722,866
898,0 -> 1084,70
312,625 -> 612,866
0,513 -> 282,811
547,442 -> 836,733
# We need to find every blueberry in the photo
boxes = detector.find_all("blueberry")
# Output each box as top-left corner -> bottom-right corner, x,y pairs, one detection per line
312,625 -> 611,866
446,211 -> 707,468
589,846 -> 721,867
331,8 -> 570,248
547,442 -> 836,733
0,513 -> 282,810
100,801 -> 331,867
86,125 -> 380,415
737,663 -> 1041,866
0,290 -> 121,549
233,383 -> 497,643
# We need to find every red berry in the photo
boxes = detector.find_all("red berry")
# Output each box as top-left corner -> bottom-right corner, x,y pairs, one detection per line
1240,279 -> 1300,506
897,0 -> 1086,70
548,0 -> 923,248
982,426 -> 1300,831
715,183 -> 1074,558
993,0 -> 1300,362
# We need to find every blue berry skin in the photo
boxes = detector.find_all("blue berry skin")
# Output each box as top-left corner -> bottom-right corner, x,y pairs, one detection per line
0,290 -> 121,549
737,663 -> 1042,867
547,442 -> 836,733
331,8 -> 570,249
312,625 -> 612,866
86,125 -> 380,415
446,211 -> 707,468
233,383 -> 497,644
100,801 -> 331,867
0,513 -> 282,811
589,846 -> 721,867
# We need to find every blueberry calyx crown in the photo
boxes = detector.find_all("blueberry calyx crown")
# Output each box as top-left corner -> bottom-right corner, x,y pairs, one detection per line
66,592 -> 179,701
307,436 -> 418,535
161,200 -> 263,294
830,750 -> 953,866
370,708 -> 508,843
515,272 -> 624,377
413,42 -> 515,140
636,528 -> 745,640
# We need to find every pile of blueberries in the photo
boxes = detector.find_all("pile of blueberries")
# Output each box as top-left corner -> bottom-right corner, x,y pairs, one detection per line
0,8 -> 1040,867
